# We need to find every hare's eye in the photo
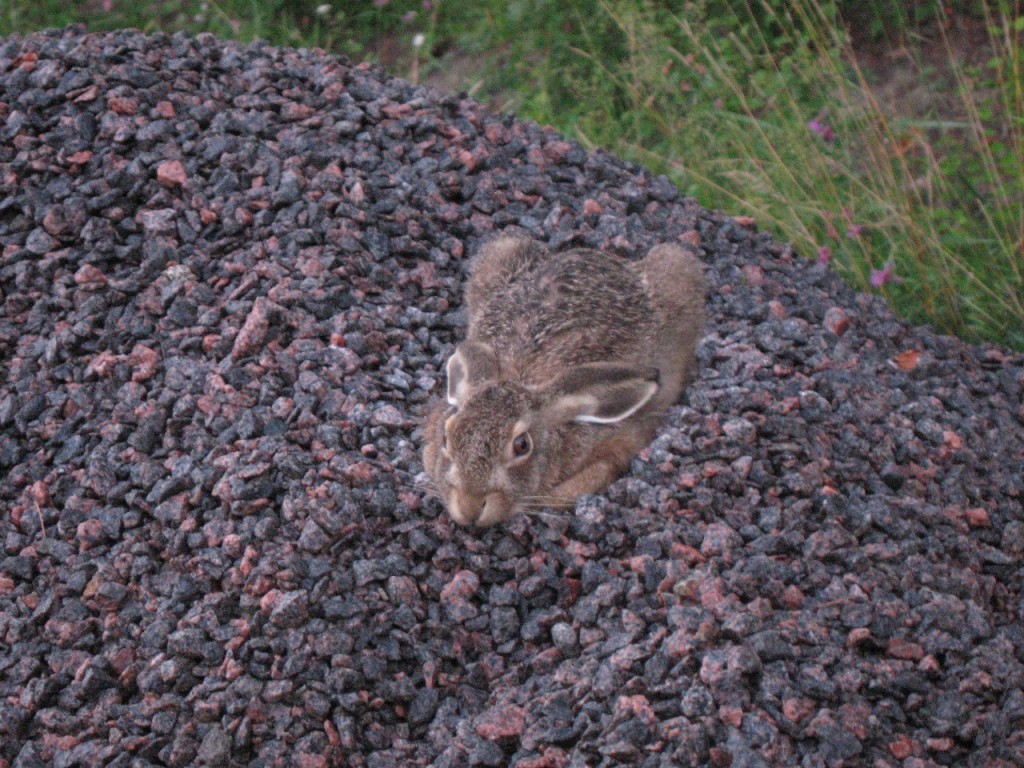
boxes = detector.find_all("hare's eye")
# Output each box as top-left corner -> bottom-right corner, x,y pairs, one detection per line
511,431 -> 532,459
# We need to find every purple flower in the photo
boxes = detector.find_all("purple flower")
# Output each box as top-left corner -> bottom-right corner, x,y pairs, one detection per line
808,118 -> 835,143
846,224 -> 863,238
817,246 -> 831,265
870,261 -> 901,287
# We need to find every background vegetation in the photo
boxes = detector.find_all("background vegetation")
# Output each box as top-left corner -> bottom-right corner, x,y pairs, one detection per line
3,1 -> 1022,350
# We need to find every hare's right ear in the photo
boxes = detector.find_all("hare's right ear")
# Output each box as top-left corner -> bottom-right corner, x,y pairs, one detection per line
546,363 -> 660,424
446,341 -> 500,407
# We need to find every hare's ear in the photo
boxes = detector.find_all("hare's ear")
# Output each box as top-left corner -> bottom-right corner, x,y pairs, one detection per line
546,364 -> 660,424
446,341 -> 500,407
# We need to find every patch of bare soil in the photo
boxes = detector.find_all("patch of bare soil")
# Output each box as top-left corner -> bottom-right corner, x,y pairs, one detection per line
847,11 -> 997,121
363,31 -> 509,112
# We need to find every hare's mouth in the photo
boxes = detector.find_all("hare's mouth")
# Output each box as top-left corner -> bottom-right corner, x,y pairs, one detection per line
447,489 -> 514,528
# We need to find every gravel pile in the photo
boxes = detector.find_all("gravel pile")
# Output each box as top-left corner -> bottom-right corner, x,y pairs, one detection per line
2,26 -> 1023,768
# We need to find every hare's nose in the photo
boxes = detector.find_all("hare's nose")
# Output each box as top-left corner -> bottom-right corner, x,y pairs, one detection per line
448,491 -> 486,526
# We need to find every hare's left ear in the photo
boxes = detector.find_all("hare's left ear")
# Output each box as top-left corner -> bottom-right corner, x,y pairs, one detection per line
545,363 -> 660,424
446,341 -> 500,407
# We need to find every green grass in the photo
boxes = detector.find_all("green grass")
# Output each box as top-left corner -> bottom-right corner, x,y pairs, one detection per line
3,0 -> 1023,350
2,1 -> 414,53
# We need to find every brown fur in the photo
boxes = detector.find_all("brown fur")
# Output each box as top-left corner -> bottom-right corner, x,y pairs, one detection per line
423,235 -> 704,526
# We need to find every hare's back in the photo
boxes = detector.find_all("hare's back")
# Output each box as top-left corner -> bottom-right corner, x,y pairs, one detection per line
640,244 -> 704,325
471,248 -> 654,369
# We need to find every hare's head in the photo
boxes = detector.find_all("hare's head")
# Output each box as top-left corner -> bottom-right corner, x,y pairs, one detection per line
423,341 -> 660,526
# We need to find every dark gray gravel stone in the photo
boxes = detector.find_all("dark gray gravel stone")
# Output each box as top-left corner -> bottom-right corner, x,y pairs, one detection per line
1,24 -> 1023,768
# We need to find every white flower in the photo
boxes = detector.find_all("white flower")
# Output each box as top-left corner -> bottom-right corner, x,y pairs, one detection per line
412,33 -> 425,49
316,4 -> 331,16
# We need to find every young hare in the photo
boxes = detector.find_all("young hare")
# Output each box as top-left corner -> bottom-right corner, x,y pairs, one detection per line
423,235 -> 704,527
